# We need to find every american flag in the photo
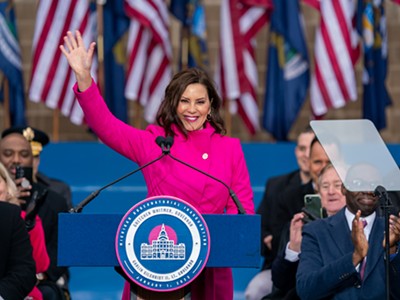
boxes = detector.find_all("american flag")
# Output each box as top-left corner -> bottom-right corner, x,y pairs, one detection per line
29,0 -> 97,125
124,0 -> 172,124
215,0 -> 271,135
306,0 -> 360,117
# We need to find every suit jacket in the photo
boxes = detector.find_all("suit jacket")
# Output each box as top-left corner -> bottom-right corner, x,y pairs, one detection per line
257,170 -> 302,268
270,181 -> 314,259
271,222 -> 299,298
0,202 -> 36,300
297,208 -> 400,300
34,183 -> 70,282
37,171 -> 72,209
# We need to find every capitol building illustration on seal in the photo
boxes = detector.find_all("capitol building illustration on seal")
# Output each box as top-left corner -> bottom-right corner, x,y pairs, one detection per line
140,224 -> 186,260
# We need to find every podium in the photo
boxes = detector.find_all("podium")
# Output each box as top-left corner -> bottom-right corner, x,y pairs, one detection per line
58,213 -> 260,268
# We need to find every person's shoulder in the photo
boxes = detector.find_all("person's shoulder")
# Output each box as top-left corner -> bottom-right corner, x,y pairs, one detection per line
0,201 -> 21,214
146,124 -> 165,135
269,170 -> 300,184
303,209 -> 344,233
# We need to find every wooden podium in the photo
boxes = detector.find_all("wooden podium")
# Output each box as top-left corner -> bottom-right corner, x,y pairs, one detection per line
58,213 -> 261,299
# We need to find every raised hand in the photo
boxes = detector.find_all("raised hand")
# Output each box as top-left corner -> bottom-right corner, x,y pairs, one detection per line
59,30 -> 96,91
383,213 -> 400,254
351,210 -> 368,266
288,212 -> 305,252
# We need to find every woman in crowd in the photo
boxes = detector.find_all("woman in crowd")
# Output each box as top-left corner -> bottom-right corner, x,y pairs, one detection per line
0,162 -> 49,300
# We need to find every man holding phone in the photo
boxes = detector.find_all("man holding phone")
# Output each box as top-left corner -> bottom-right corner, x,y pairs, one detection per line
0,127 -> 70,300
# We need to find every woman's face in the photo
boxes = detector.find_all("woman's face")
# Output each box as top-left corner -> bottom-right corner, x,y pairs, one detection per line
176,83 -> 211,131
0,175 -> 7,200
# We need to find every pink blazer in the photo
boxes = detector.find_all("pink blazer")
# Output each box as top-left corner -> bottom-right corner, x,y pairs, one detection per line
75,81 -> 255,300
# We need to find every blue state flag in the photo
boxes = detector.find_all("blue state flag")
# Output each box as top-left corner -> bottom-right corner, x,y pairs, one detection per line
360,0 -> 391,131
262,0 -> 309,141
0,1 -> 26,126
103,0 -> 130,123
170,0 -> 209,70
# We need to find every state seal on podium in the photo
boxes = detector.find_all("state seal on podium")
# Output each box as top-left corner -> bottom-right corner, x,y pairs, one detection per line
115,196 -> 210,292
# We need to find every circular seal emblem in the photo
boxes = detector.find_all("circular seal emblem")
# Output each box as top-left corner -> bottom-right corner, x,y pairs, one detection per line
115,195 -> 210,292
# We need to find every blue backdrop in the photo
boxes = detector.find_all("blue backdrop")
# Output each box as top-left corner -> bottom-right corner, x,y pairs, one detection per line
39,142 -> 400,299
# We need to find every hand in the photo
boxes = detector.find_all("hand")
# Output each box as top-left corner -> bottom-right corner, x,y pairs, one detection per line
383,213 -> 400,254
351,210 -> 368,266
14,177 -> 31,203
264,235 -> 273,250
288,213 -> 305,252
59,30 -> 95,91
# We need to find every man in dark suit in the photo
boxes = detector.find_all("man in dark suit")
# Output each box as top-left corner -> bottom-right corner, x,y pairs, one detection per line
0,201 -> 36,300
0,127 -> 70,300
269,137 -> 332,260
245,127 -> 315,300
296,163 -> 400,299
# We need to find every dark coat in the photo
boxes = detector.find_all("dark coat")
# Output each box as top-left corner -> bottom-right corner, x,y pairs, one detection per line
0,202 -> 36,300
257,170 -> 302,268
297,208 -> 400,299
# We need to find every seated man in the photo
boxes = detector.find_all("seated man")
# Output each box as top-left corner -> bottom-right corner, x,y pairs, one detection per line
296,163 -> 400,299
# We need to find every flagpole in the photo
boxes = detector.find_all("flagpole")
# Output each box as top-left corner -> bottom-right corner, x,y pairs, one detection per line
2,77 -> 11,128
52,109 -> 60,142
224,98 -> 232,136
134,101 -> 142,129
96,0 -> 105,96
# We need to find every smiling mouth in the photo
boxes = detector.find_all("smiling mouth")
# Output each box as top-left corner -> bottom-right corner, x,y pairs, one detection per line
358,198 -> 376,205
184,116 -> 198,122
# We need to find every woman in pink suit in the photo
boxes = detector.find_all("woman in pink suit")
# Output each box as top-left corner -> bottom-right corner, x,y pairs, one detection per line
0,163 -> 50,300
60,30 -> 255,300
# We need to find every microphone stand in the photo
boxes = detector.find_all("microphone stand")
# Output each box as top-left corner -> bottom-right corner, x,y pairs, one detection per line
375,185 -> 392,300
70,153 -> 167,213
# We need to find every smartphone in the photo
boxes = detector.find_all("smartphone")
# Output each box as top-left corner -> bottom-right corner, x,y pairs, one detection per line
303,194 -> 323,221
15,166 -> 33,185
15,166 -> 33,208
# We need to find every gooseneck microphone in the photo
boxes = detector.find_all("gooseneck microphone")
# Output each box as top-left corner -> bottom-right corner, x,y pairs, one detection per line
162,136 -> 247,214
70,138 -> 168,213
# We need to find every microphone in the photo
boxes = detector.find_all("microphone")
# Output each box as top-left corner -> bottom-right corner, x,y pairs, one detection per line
165,136 -> 246,214
70,137 -> 168,213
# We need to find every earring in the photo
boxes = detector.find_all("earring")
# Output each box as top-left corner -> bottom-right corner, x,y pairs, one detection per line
207,113 -> 211,121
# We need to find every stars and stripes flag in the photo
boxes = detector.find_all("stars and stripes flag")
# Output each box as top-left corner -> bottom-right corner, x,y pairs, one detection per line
124,0 -> 172,124
29,0 -> 97,125
215,0 -> 272,135
0,1 -> 26,126
305,0 -> 360,118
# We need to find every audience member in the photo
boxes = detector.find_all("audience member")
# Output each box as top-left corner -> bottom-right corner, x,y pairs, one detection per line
266,164 -> 346,300
0,200 -> 36,300
16,127 -> 72,209
0,127 -> 70,300
0,162 -> 50,300
269,137 -> 332,260
245,127 -> 314,300
296,163 -> 400,299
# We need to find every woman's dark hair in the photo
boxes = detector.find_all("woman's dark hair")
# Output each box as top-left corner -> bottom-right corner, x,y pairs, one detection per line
156,68 -> 226,137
